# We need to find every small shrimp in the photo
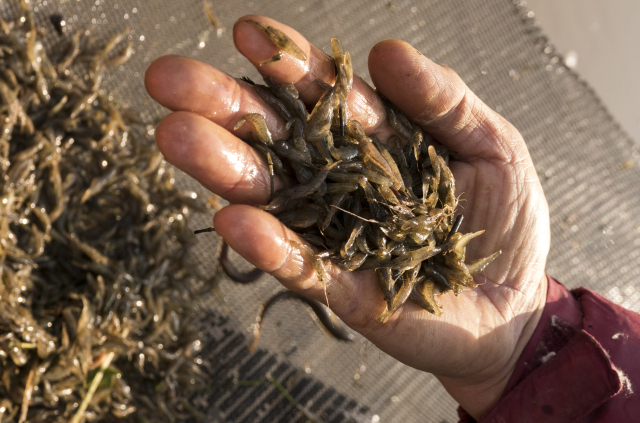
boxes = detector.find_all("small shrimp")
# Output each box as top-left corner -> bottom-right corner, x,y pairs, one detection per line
327,170 -> 363,184
304,83 -> 335,142
290,119 -> 313,164
429,261 -> 472,294
371,135 -> 408,193
245,20 -> 307,62
290,240 -> 329,305
375,268 -> 396,302
385,101 -> 424,160
271,80 -> 307,122
69,91 -> 98,119
262,161 -> 340,210
234,113 -> 274,146
335,252 -> 368,272
446,230 -> 485,260
125,172 -> 151,211
379,225 -> 406,242
331,39 -> 346,82
27,224 -> 45,258
142,151 -> 164,176
46,95 -> 68,118
339,104 -> 346,137
58,230 -> 111,266
386,237 -> 442,271
341,219 -> 366,259
290,161 -> 313,184
386,106 -> 413,142
361,179 -> 387,222
56,29 -> 84,71
80,166 -> 117,203
254,84 -> 292,123
437,155 -> 455,205
103,40 -> 134,67
325,182 -> 359,195
378,264 -> 421,323
360,168 -> 393,188
359,254 -> 393,271
1,68 -> 18,90
348,121 -> 404,190
18,360 -> 37,423
400,209 -> 442,233
301,233 -> 328,249
467,250 -> 502,276
410,123 -> 425,161
331,39 -> 353,101
356,229 -> 376,255
93,27 -> 130,60
326,132 -> 359,161
204,2 -> 225,37
277,205 -> 322,228
249,290 -> 351,353
219,241 -> 264,283
321,192 -> 348,231
390,139 -> 414,190
251,143 -> 281,198
29,204 -> 51,238
344,51 -> 353,92
259,52 -> 282,66
273,140 -> 309,170
409,278 -> 442,316
383,200 -> 415,220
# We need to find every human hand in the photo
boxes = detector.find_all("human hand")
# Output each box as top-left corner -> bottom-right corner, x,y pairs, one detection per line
145,15 -> 550,419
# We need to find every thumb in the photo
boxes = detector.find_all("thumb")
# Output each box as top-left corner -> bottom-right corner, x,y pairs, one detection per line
369,39 -> 528,164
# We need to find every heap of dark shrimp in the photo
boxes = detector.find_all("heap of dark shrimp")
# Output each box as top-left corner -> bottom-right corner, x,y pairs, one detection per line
0,3 -> 212,422
233,27 -> 501,326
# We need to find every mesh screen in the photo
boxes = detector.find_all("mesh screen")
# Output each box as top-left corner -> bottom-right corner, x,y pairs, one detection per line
3,0 -> 639,422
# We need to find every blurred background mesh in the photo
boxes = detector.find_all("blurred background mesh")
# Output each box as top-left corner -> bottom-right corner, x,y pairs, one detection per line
2,0 -> 639,422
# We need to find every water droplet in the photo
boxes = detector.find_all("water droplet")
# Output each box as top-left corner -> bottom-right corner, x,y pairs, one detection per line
564,50 -> 578,68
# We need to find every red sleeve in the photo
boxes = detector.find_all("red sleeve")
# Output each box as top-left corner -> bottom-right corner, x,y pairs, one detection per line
458,276 -> 640,423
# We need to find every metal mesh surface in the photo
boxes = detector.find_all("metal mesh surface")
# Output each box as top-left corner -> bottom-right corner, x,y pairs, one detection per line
3,0 -> 640,422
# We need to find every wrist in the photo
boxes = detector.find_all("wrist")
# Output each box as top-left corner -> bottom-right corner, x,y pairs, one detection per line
437,272 -> 548,420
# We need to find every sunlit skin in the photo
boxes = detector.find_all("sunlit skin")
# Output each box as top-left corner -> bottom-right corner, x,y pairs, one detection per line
145,15 -> 550,420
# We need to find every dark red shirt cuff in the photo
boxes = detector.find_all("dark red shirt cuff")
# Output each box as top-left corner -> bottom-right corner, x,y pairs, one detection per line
458,276 -> 640,422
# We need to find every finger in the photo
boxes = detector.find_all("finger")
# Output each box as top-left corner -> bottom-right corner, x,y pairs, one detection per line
156,111 -> 277,205
145,55 -> 289,140
213,204 -> 388,329
368,40 -> 529,163
233,15 -> 393,137
214,204 -> 480,376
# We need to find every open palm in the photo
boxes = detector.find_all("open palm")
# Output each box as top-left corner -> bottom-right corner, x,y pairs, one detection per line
145,15 -> 550,419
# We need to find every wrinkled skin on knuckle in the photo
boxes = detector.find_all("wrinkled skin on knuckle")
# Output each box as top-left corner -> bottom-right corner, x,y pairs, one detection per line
220,143 -> 270,203
414,65 -> 467,125
334,275 -> 382,331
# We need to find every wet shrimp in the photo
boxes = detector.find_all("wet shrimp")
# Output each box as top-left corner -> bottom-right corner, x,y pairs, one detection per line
249,290 -> 352,353
245,20 -> 307,62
